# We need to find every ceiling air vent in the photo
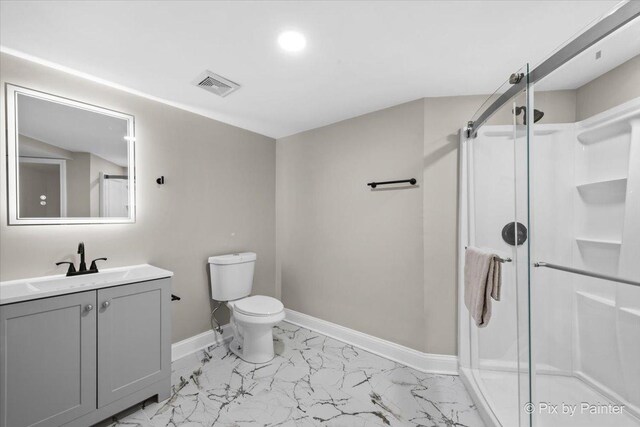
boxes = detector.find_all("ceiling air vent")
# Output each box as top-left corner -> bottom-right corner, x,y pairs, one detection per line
192,70 -> 240,97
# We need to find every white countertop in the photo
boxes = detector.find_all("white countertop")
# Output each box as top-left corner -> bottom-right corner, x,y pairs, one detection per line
0,264 -> 173,305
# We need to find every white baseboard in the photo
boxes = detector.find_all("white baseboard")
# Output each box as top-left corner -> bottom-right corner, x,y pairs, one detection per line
171,324 -> 232,362
171,310 -> 459,375
283,308 -> 458,375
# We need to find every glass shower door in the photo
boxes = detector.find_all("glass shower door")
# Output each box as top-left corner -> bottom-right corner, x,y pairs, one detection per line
528,13 -> 640,426
464,66 -> 533,427
462,7 -> 640,427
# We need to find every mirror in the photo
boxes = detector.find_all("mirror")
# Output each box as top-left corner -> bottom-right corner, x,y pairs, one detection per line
6,84 -> 135,224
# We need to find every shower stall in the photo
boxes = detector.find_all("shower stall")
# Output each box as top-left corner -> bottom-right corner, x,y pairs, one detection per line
458,3 -> 640,427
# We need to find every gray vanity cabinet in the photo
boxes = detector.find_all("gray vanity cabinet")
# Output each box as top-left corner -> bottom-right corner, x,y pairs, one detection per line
0,291 -> 97,427
97,278 -> 171,407
0,277 -> 171,427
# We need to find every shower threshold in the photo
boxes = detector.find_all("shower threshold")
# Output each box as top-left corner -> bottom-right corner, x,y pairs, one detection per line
477,370 -> 639,427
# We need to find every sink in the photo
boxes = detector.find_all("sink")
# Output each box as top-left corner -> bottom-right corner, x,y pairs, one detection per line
0,264 -> 173,305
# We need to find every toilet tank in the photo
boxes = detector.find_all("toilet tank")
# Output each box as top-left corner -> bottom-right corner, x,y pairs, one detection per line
208,252 -> 256,301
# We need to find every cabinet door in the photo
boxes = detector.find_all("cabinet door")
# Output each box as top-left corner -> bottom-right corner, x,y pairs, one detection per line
0,291 -> 97,427
97,279 -> 170,407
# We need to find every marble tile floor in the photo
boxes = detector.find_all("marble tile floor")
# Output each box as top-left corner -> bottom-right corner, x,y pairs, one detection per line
101,322 -> 484,427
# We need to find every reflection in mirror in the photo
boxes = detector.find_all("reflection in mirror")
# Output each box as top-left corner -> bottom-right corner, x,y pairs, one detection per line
7,85 -> 135,224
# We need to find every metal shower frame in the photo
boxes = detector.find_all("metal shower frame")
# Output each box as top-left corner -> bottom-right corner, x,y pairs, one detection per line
466,1 -> 640,138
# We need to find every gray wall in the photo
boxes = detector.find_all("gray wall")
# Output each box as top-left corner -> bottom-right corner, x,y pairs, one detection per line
0,53 -> 277,343
277,100 -> 426,351
2,51 -> 636,354
18,135 -> 94,217
576,54 -> 640,120
422,95 -> 489,355
276,88 -> 584,356
18,162 -> 61,217
66,152 -> 91,217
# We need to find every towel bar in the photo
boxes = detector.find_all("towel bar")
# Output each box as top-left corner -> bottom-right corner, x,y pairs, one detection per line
464,246 -> 511,263
367,178 -> 416,188
534,262 -> 639,287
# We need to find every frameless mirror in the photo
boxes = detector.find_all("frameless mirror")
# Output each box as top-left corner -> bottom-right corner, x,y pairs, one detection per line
6,84 -> 135,224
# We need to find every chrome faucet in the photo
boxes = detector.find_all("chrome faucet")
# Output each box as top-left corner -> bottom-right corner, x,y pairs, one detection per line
56,242 -> 107,277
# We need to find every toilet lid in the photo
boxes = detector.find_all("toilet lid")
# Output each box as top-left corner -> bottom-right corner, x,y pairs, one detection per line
234,295 -> 284,316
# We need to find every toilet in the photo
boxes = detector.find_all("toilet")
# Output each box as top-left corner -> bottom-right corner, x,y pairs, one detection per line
208,252 -> 284,363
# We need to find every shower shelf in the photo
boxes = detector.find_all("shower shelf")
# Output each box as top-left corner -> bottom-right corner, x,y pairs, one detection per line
576,178 -> 628,204
576,177 -> 627,195
575,238 -> 622,247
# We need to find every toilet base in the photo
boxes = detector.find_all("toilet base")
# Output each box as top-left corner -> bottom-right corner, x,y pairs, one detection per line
227,305 -> 285,364
229,337 -> 276,364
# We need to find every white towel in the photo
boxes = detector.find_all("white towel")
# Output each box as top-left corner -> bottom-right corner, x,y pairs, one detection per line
464,247 -> 502,327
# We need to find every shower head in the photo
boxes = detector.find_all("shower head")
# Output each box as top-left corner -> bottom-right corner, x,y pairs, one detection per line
532,109 -> 544,124
514,106 -> 544,124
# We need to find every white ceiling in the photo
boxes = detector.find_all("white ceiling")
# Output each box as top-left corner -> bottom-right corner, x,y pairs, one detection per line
18,94 -> 129,166
0,1 -> 622,138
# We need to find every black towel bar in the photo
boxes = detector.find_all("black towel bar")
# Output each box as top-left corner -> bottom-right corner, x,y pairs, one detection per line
367,178 -> 416,188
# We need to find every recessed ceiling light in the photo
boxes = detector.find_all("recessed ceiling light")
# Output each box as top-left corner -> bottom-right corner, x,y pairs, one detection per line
278,31 -> 306,52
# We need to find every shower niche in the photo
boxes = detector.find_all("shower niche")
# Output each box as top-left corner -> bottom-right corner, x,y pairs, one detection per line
574,110 -> 633,275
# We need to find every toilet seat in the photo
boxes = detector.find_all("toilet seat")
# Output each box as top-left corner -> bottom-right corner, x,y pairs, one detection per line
230,295 -> 284,317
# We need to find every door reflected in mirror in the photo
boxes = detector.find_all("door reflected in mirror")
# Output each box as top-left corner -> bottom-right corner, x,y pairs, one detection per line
6,85 -> 135,224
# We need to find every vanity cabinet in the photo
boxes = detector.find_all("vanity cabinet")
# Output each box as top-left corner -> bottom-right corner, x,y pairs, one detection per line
0,278 -> 171,427
97,280 -> 170,407
0,291 -> 97,427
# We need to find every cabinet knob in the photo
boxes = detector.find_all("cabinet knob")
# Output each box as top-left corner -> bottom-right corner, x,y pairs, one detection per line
85,304 -> 94,312
102,301 -> 111,309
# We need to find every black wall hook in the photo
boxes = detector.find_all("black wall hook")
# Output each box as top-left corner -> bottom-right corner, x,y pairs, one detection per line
156,176 -> 165,185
